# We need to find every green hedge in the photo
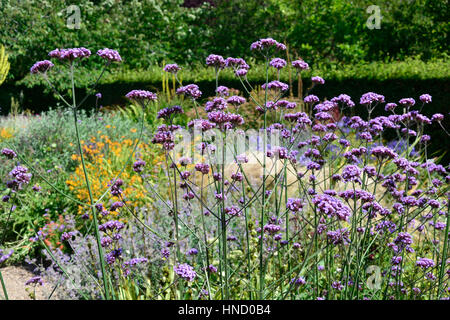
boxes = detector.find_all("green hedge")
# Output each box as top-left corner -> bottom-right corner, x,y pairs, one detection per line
1,58 -> 448,163
1,0 -> 448,82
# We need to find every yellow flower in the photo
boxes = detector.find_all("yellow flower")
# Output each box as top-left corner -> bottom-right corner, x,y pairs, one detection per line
0,127 -> 13,141
67,132 -> 164,218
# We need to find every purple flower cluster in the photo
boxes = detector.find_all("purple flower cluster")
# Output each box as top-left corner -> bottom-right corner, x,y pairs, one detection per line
227,95 -> 246,107
292,59 -> 309,70
25,276 -> 44,286
270,58 -> 287,70
49,47 -> 91,61
97,48 -> 122,62
195,163 -> 210,175
312,194 -> 352,221
8,166 -> 32,189
419,94 -> 432,104
287,198 -> 304,212
416,257 -> 435,269
311,76 -> 325,85
250,38 -> 286,51
331,94 -> 355,107
151,125 -> 178,150
360,92 -> 385,105
125,90 -> 157,102
398,98 -> 415,107
205,97 -> 228,112
157,105 -> 183,119
342,165 -> 362,183
133,160 -> 146,173
109,178 -> 124,196
174,263 -> 197,281
30,60 -> 54,74
99,220 -> 125,232
206,54 -> 226,69
304,95 -> 319,104
176,84 -> 202,100
327,228 -> 350,245
1,148 -> 17,159
163,63 -> 181,73
261,80 -> 289,92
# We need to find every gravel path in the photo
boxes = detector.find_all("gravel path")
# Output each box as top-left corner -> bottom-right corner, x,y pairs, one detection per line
0,265 -> 63,300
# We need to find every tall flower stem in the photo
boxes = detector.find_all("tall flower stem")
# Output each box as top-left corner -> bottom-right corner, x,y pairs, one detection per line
0,270 -> 7,300
221,131 -> 229,299
70,63 -> 110,299
437,200 -> 450,298
259,56 -> 269,299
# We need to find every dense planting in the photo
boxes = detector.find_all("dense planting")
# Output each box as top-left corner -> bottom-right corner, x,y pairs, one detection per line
0,39 -> 449,300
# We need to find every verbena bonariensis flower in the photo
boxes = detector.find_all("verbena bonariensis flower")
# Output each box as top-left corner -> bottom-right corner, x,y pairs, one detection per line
188,119 -> 216,131
176,84 -> 202,100
109,178 -> 124,196
419,94 -> 432,104
195,163 -> 210,175
327,228 -> 350,245
290,277 -> 306,286
96,48 -> 122,62
125,90 -> 157,102
261,80 -> 289,92
275,100 -> 296,109
163,63 -> 181,73
312,194 -> 352,221
227,95 -> 246,106
207,111 -> 244,128
205,97 -> 228,112
270,58 -> 287,70
398,98 -> 415,107
225,57 -> 249,70
286,198 -> 304,212
331,94 -> 355,107
385,103 -> 397,112
292,59 -> 309,70
48,47 -> 91,61
216,86 -> 229,97
157,105 -> 183,119
151,125 -> 176,150
25,276 -> 44,286
9,165 -> 32,186
99,220 -> 125,232
235,68 -> 248,77
360,92 -> 385,105
1,148 -> 17,159
311,76 -> 325,85
187,248 -> 198,256
133,160 -> 146,173
250,38 -> 286,51
174,263 -> 197,281
371,146 -> 398,159
342,165 -> 362,183
30,60 -> 54,74
225,206 -> 241,217
416,257 -> 435,269
206,54 -> 226,69
431,113 -> 444,122
304,95 -> 319,104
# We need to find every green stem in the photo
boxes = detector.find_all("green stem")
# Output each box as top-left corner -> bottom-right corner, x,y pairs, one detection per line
437,201 -> 450,298
259,56 -> 269,299
70,63 -> 110,300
